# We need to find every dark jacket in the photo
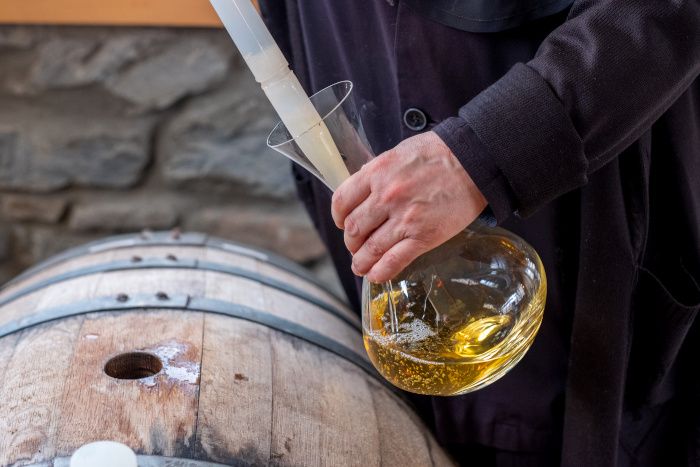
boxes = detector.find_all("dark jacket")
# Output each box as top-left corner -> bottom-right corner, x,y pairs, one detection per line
259,1 -> 700,466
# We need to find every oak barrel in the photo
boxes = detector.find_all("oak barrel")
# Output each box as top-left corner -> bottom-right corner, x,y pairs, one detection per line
0,231 -> 453,466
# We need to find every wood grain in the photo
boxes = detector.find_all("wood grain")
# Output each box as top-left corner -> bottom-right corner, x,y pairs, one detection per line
0,244 -> 355,328
0,273 -> 104,330
201,268 -> 364,355
269,334 -> 381,466
256,261 -> 352,316
51,265 -> 208,460
0,318 -> 83,465
368,380 -> 435,466
0,332 -> 19,382
0,246 -> 246,297
55,310 -> 204,458
0,267 -> 362,360
195,315 -> 273,464
0,0 -> 259,27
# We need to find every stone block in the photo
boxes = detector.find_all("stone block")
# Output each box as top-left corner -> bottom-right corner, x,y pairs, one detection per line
69,199 -> 178,232
160,78 -> 295,198
0,113 -> 152,191
0,127 -> 63,190
0,27 -> 35,49
186,204 -> 326,263
27,32 -> 169,91
11,225 -> 99,267
106,38 -> 229,110
28,37 -> 98,88
0,194 -> 67,223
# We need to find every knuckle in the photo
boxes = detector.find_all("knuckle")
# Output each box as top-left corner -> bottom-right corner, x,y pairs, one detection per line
344,215 -> 358,236
381,184 -> 404,204
373,149 -> 398,173
377,149 -> 395,163
402,205 -> 421,225
368,156 -> 386,174
330,197 -> 343,224
396,226 -> 411,241
372,155 -> 387,168
345,235 -> 359,254
331,189 -> 345,211
382,250 -> 403,271
407,203 -> 423,216
352,255 -> 369,274
364,238 -> 384,258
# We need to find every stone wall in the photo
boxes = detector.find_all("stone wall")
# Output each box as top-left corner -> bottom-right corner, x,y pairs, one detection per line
0,25 -> 342,296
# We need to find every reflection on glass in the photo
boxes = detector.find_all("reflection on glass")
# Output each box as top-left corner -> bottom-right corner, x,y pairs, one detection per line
362,224 -> 546,396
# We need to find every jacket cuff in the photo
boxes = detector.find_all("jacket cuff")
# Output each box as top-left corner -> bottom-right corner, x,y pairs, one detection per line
456,62 -> 587,217
433,116 -> 516,224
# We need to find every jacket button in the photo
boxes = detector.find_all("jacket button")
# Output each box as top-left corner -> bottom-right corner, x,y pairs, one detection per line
403,108 -> 428,131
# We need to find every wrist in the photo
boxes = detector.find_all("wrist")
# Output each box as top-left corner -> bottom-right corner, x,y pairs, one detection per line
432,121 -> 516,224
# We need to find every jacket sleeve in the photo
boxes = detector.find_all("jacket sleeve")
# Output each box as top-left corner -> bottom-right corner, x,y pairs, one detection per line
433,0 -> 700,222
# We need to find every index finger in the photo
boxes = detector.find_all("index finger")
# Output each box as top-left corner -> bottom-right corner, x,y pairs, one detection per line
331,170 -> 371,229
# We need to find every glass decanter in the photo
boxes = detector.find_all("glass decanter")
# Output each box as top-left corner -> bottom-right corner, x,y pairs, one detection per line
268,81 -> 546,396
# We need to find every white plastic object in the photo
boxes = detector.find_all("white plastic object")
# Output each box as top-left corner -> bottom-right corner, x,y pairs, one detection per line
69,440 -> 138,467
209,0 -> 350,189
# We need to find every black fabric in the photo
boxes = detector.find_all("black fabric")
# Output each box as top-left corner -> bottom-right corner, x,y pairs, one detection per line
433,118 -> 516,223
259,0 -> 700,465
436,0 -> 700,219
402,0 -> 574,33
437,63 -> 587,218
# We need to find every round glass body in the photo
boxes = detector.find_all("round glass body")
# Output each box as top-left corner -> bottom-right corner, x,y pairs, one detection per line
362,223 -> 546,396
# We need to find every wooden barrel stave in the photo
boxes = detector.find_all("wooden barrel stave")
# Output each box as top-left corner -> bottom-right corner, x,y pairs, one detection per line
0,245 -> 348,319
0,234 -> 454,466
0,248 -> 354,327
57,311 -> 203,458
0,269 -> 364,360
197,315 -> 274,463
0,313 -> 418,466
1,317 -> 85,465
1,234 -> 347,314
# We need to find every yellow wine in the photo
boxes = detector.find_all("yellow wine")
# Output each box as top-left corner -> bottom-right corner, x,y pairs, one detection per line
364,316 -> 537,396
362,229 -> 546,396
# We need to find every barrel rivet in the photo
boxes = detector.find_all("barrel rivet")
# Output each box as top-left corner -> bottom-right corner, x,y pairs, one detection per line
171,228 -> 181,240
166,254 -> 178,261
116,294 -> 129,303
156,292 -> 169,301
131,256 -> 142,263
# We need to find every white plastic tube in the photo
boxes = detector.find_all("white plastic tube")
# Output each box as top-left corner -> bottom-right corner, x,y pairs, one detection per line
210,0 -> 350,189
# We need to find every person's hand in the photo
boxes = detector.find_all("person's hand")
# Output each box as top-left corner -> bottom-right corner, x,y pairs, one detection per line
331,130 -> 487,283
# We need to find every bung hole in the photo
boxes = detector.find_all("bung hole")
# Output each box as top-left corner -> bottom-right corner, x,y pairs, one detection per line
104,352 -> 162,380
